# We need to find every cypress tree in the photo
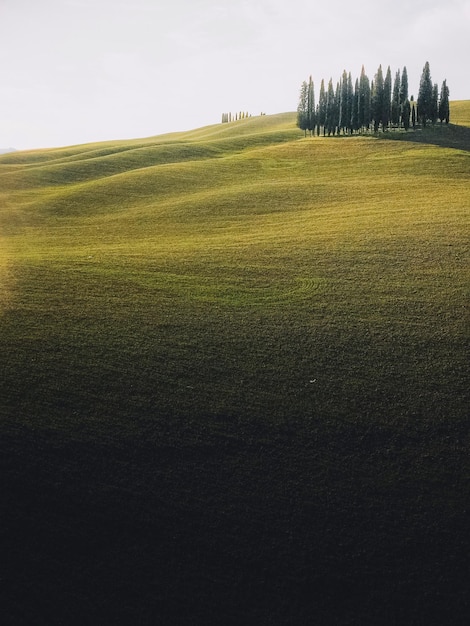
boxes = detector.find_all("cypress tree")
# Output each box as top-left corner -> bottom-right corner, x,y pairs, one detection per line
400,67 -> 408,106
318,79 -> 327,136
402,98 -> 411,130
391,70 -> 401,127
364,79 -> 371,131
340,70 -> 348,134
418,61 -> 433,127
297,81 -> 309,136
439,79 -> 450,124
325,78 -> 336,136
382,66 -> 392,131
352,78 -> 360,133
338,71 -> 353,134
307,75 -> 316,136
347,72 -> 354,133
372,65 -> 384,132
359,66 -> 371,132
334,81 -> 341,135
431,84 -> 439,124
358,66 -> 366,130
399,67 -> 409,127
370,80 -> 375,130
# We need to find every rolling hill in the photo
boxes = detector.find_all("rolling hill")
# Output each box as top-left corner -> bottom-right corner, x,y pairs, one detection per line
1,104 -> 469,624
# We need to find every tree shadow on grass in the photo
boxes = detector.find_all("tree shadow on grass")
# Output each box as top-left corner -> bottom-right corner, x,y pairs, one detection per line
377,123 -> 470,152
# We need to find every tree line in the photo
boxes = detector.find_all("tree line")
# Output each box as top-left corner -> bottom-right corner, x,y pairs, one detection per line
297,62 -> 450,137
221,112 -> 252,123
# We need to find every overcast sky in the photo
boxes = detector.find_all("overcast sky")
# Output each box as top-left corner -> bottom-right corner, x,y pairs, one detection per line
1,0 -> 469,150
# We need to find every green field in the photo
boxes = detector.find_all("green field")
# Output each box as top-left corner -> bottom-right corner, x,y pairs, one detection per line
1,103 -> 469,624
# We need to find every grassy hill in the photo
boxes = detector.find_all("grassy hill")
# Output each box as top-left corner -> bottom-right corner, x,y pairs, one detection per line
1,104 -> 469,624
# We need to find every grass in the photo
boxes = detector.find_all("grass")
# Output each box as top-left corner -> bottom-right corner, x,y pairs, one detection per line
1,105 -> 469,624
451,99 -> 470,127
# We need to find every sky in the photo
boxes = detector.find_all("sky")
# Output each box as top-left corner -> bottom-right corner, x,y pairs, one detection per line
1,0 -> 469,151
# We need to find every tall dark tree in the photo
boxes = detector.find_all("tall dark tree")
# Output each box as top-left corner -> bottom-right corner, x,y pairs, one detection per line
339,71 -> 354,134
431,83 -> 439,125
402,98 -> 411,130
382,66 -> 392,131
399,67 -> 409,127
307,75 -> 316,135
352,78 -> 360,133
370,79 -> 375,128
358,65 -> 371,131
347,72 -> 354,133
339,70 -> 349,134
325,78 -> 336,136
297,81 -> 309,135
340,71 -> 354,133
391,69 -> 401,127
439,79 -> 450,124
400,67 -> 409,107
418,61 -> 433,127
334,81 -> 341,135
318,79 -> 327,136
372,65 -> 384,132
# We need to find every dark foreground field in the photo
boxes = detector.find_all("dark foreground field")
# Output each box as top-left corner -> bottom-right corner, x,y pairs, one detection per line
2,411 -> 468,624
1,109 -> 469,624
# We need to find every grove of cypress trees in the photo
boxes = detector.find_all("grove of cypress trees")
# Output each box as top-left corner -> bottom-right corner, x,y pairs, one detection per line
296,61 -> 448,137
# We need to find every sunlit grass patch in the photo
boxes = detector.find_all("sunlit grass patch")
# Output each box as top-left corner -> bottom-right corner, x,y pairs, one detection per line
451,100 -> 470,127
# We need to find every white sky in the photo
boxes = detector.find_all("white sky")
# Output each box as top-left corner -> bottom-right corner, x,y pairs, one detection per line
1,0 -> 469,150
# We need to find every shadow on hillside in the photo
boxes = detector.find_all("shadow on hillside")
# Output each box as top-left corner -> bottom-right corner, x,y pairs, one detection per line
377,123 -> 470,152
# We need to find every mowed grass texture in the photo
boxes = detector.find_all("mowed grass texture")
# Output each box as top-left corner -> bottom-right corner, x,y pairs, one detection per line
1,106 -> 469,624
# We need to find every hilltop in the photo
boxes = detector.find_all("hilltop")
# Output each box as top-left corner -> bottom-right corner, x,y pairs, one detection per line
1,103 -> 469,625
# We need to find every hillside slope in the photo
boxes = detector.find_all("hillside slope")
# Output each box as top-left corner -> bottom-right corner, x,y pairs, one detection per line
1,105 -> 469,625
